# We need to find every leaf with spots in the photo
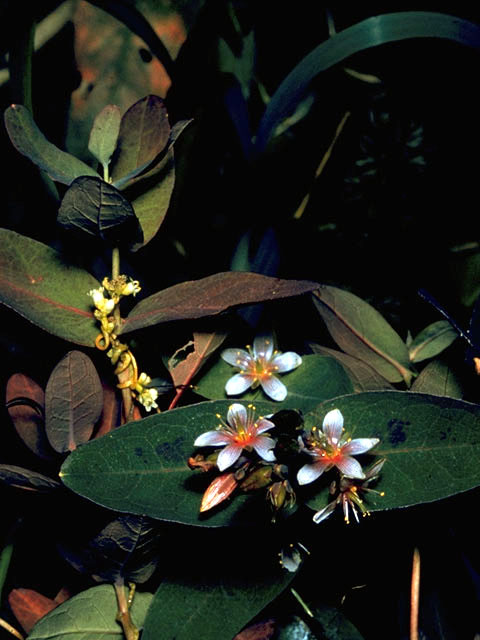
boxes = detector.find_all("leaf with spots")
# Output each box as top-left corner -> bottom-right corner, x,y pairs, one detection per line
302,392 -> 480,515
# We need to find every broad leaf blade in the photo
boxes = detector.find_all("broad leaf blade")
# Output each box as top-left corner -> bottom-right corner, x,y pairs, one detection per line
4,104 -> 98,184
408,320 -> 458,363
313,287 -> 414,384
0,229 -> 100,346
169,330 -> 228,389
60,400 -> 275,527
27,585 -> 152,640
121,273 -> 319,334
410,359 -> 463,398
88,104 -> 121,168
45,351 -> 103,453
304,392 -> 480,514
9,589 -> 58,634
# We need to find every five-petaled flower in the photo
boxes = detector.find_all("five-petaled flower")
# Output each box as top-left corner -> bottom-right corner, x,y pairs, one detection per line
297,409 -> 379,485
194,403 -> 276,471
221,335 -> 302,402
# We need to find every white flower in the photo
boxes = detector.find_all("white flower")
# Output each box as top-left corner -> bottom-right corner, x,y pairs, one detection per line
137,387 -> 158,411
221,335 -> 302,402
88,287 -> 115,314
194,403 -> 276,471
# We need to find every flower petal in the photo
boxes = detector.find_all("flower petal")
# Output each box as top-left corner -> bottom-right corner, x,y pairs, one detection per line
322,409 -> 344,444
252,436 -> 276,462
297,461 -> 331,485
221,348 -> 252,369
217,444 -> 242,471
312,502 -> 336,524
225,373 -> 253,396
271,352 -> 302,373
342,438 -> 379,456
194,430 -> 230,447
260,375 -> 287,401
226,403 -> 247,428
253,335 -> 274,361
255,417 -> 275,435
335,456 -> 365,479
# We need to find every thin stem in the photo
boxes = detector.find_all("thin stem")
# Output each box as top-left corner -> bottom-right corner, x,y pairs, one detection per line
290,588 -> 314,618
0,543 -> 13,602
0,617 -> 24,640
168,388 -> 183,410
410,547 -> 420,640
114,580 -> 139,640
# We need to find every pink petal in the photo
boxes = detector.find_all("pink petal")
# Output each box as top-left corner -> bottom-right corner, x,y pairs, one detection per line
297,460 -> 331,485
226,403 -> 247,428
335,456 -> 365,479
221,348 -> 252,369
225,373 -> 253,396
253,335 -> 274,360
271,352 -> 302,373
194,430 -> 230,447
252,436 -> 276,462
312,502 -> 336,524
322,409 -> 344,445
255,417 -> 275,435
217,444 -> 243,471
342,438 -> 379,456
260,375 -> 287,401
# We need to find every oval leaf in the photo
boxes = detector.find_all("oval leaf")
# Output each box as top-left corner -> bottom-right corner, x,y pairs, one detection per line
313,287 -> 414,384
60,400 -> 276,527
196,354 -> 354,413
408,320 -> 458,363
88,104 -> 121,168
121,273 -> 319,334
303,391 -> 480,515
410,359 -> 463,398
9,589 -> 58,634
45,351 -> 103,453
0,465 -> 61,492
27,585 -> 153,640
169,330 -> 228,389
4,104 -> 98,184
0,229 -> 100,346
58,176 -> 143,247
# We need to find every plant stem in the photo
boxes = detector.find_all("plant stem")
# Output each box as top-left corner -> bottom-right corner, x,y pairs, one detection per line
410,546 -> 420,640
0,542 -> 13,603
114,580 -> 139,640
290,588 -> 314,618
0,617 -> 24,640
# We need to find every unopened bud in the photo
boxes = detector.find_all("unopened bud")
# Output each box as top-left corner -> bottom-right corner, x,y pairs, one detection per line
200,473 -> 238,512
267,481 -> 286,510
239,466 -> 273,491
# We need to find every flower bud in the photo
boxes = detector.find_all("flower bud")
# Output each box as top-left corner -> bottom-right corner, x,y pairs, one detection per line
200,473 -> 238,512
239,465 -> 272,491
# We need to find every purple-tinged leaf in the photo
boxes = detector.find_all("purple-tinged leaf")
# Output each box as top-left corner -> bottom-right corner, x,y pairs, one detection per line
45,351 -> 103,453
121,273 -> 319,334
0,465 -> 61,492
4,104 -> 98,184
88,104 -> 121,169
313,287 -> 414,384
0,229 -> 100,346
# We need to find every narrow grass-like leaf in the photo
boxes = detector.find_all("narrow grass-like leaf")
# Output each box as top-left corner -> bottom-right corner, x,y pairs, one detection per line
0,229 -> 100,346
313,287 -> 414,384
27,585 -> 152,640
408,320 -> 458,363
121,273 -> 319,334
45,351 -> 103,453
88,104 -> 121,169
4,104 -> 98,184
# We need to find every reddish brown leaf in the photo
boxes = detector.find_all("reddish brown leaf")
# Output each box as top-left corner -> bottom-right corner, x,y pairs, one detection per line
9,588 -> 58,633
121,273 -> 319,334
234,619 -> 275,640
93,383 -> 121,439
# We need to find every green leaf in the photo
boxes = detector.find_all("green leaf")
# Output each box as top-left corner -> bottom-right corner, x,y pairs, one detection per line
45,351 -> 103,453
408,320 -> 458,363
313,287 -> 414,384
410,359 -> 463,398
57,176 -> 143,248
195,354 -> 354,413
256,12 -> 480,150
4,104 -> 98,184
121,273 -> 319,334
110,95 -> 170,185
27,585 -> 153,640
88,104 -> 121,169
303,392 -> 480,514
0,229 -> 100,346
60,400 -> 277,527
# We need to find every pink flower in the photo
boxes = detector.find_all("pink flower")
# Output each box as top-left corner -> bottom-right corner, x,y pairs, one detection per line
297,409 -> 379,485
221,335 -> 302,402
193,403 -> 276,471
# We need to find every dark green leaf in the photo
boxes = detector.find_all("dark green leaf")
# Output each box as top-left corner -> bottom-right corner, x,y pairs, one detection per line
0,465 -> 61,492
410,359 -> 463,398
45,351 -> 103,453
121,273 -> 319,334
256,12 -> 480,150
27,585 -> 153,640
196,354 -> 354,413
57,176 -> 143,247
313,287 -> 414,384
4,104 -> 98,184
88,104 -> 121,169
60,400 -> 277,526
0,229 -> 100,346
304,392 -> 480,514
408,320 -> 458,363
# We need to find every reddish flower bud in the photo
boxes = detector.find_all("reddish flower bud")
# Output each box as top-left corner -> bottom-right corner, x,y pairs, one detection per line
200,472 -> 238,512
